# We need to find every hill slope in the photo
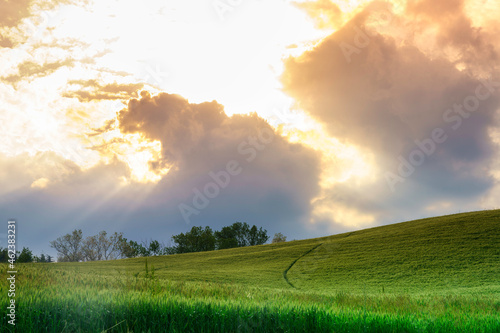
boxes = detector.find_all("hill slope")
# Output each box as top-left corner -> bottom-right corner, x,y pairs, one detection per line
3,210 -> 499,332
288,210 -> 499,294
62,210 -> 500,295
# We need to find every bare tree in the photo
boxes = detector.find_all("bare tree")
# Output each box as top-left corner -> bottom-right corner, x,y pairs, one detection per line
87,231 -> 124,260
53,230 -> 125,262
272,232 -> 287,243
50,229 -> 83,262
97,231 -> 112,260
81,235 -> 99,261
107,232 -> 124,260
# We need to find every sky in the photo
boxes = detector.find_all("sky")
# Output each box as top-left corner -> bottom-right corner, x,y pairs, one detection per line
1,0 -> 499,257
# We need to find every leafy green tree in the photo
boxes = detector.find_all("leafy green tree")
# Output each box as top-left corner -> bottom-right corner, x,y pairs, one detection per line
17,247 -> 33,263
161,246 -> 177,255
233,222 -> 250,247
149,240 -> 161,256
40,253 -> 46,263
248,225 -> 269,246
121,240 -> 148,257
215,222 -> 269,249
118,238 -> 139,258
215,225 -> 239,249
0,248 -> 8,263
172,226 -> 216,253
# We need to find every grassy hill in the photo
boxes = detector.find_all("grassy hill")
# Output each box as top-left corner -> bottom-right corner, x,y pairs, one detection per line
58,209 -> 499,295
1,210 -> 499,332
288,209 -> 500,295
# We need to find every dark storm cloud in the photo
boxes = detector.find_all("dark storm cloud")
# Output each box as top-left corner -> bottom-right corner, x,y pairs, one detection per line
283,26 -> 499,162
117,91 -> 322,227
282,2 -> 500,223
0,151 -> 134,256
0,92 -> 322,256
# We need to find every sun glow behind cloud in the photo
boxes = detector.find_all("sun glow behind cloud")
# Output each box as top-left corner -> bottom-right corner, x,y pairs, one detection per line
1,0 -> 337,185
283,127 -> 373,185
92,131 -> 169,183
282,125 -> 376,228
3,0 -> 499,250
43,0 -> 328,115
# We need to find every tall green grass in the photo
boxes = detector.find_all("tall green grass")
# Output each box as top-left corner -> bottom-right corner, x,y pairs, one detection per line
1,264 -> 499,332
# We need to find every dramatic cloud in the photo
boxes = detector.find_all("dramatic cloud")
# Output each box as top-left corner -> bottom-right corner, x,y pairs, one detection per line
405,0 -> 498,71
282,2 -> 500,224
2,0 -> 499,257
116,92 -> 322,228
0,151 -> 136,253
1,91 -> 322,254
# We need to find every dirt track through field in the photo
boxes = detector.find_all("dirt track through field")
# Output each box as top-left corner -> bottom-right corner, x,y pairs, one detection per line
283,232 -> 355,289
282,243 -> 323,289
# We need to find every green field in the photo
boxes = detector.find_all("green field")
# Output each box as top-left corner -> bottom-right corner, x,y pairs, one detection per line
1,210 -> 499,332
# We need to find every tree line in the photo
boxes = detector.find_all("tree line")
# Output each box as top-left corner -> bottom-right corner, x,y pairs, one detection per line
0,222 -> 287,263
0,247 -> 53,263
172,222 -> 269,253
47,222 -> 284,262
